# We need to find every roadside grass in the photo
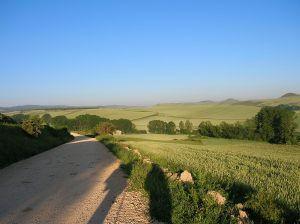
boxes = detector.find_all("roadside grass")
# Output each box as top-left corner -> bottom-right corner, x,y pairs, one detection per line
97,135 -> 237,224
0,123 -> 73,168
111,134 -> 300,224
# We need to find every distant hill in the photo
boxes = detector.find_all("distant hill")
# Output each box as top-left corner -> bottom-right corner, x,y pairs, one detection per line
0,104 -> 135,113
219,98 -> 239,104
281,93 -> 299,98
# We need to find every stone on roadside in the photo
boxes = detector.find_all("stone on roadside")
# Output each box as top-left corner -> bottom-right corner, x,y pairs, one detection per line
169,173 -> 179,181
133,149 -> 142,158
236,203 -> 244,210
238,210 -> 252,224
207,191 -> 226,205
142,158 -> 152,164
179,170 -> 194,184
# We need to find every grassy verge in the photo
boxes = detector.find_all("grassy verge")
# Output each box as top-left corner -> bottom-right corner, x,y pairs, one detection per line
97,135 -> 242,224
0,123 -> 74,168
99,135 -> 300,224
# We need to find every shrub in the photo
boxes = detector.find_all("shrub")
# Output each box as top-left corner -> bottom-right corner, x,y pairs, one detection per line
111,118 -> 136,133
95,122 -> 116,135
41,113 -> 52,124
0,113 -> 16,124
21,118 -> 43,137
51,115 -> 69,128
11,113 -> 30,123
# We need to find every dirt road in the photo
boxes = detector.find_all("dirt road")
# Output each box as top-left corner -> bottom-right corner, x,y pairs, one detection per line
0,134 -> 150,224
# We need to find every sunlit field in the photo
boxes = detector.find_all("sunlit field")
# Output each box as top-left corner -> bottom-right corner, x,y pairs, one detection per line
115,134 -> 300,217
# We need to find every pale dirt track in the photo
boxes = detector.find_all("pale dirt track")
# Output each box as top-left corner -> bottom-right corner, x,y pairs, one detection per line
0,134 -> 151,224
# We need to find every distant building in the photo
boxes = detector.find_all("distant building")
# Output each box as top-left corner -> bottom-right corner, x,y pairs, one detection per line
113,130 -> 122,135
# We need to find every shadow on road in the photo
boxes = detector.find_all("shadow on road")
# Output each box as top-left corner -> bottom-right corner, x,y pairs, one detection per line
87,168 -> 127,224
145,164 -> 172,223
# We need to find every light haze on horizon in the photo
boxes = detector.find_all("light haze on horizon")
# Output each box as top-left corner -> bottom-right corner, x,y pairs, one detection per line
0,0 -> 300,107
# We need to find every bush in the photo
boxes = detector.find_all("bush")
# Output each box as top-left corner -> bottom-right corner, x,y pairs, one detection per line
10,113 -> 30,123
21,118 -> 43,137
0,123 -> 73,168
0,113 -> 16,124
95,122 -> 116,135
51,115 -> 69,128
111,118 -> 136,133
41,113 -> 52,124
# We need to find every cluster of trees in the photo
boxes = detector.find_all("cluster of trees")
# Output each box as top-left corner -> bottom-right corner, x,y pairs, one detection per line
147,119 -> 194,134
198,106 -> 298,144
0,113 -> 69,139
6,113 -> 140,135
198,121 -> 254,140
148,120 -> 176,134
179,120 -> 193,134
17,113 -> 138,135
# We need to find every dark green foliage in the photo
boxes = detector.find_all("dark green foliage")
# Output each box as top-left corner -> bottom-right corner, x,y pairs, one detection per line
255,106 -> 297,144
111,118 -> 135,133
0,113 -> 16,124
41,113 -> 52,124
51,115 -> 69,128
68,114 -> 109,131
166,121 -> 176,134
198,121 -> 220,137
10,113 -> 30,123
277,104 -> 300,111
21,117 -> 43,137
50,114 -> 137,134
198,106 -> 298,144
0,123 -> 73,168
148,120 -> 183,134
179,120 -> 194,134
148,120 -> 167,134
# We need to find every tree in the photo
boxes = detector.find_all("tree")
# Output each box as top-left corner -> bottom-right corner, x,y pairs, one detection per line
198,121 -> 220,137
0,113 -> 16,124
185,120 -> 193,134
95,122 -> 116,135
21,117 -> 43,137
179,121 -> 185,133
255,106 -> 297,144
70,114 -> 109,131
166,121 -> 176,134
51,116 -> 69,128
112,119 -> 136,133
148,120 -> 167,134
41,114 -> 52,124
11,114 -> 30,123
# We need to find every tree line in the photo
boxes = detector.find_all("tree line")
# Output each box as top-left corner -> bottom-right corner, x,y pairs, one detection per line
147,106 -> 298,144
198,106 -> 298,144
147,119 -> 194,134
10,113 -> 137,135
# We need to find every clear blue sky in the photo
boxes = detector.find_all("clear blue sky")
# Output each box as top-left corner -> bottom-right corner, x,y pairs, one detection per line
1,0 -> 300,106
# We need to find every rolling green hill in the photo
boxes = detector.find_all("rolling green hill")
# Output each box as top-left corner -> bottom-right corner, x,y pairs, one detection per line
5,95 -> 300,131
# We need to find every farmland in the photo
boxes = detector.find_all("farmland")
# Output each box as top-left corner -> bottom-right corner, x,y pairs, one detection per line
115,134 -> 300,222
5,95 -> 300,131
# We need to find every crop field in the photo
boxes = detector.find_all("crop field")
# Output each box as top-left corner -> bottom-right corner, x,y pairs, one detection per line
115,134 -> 300,219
